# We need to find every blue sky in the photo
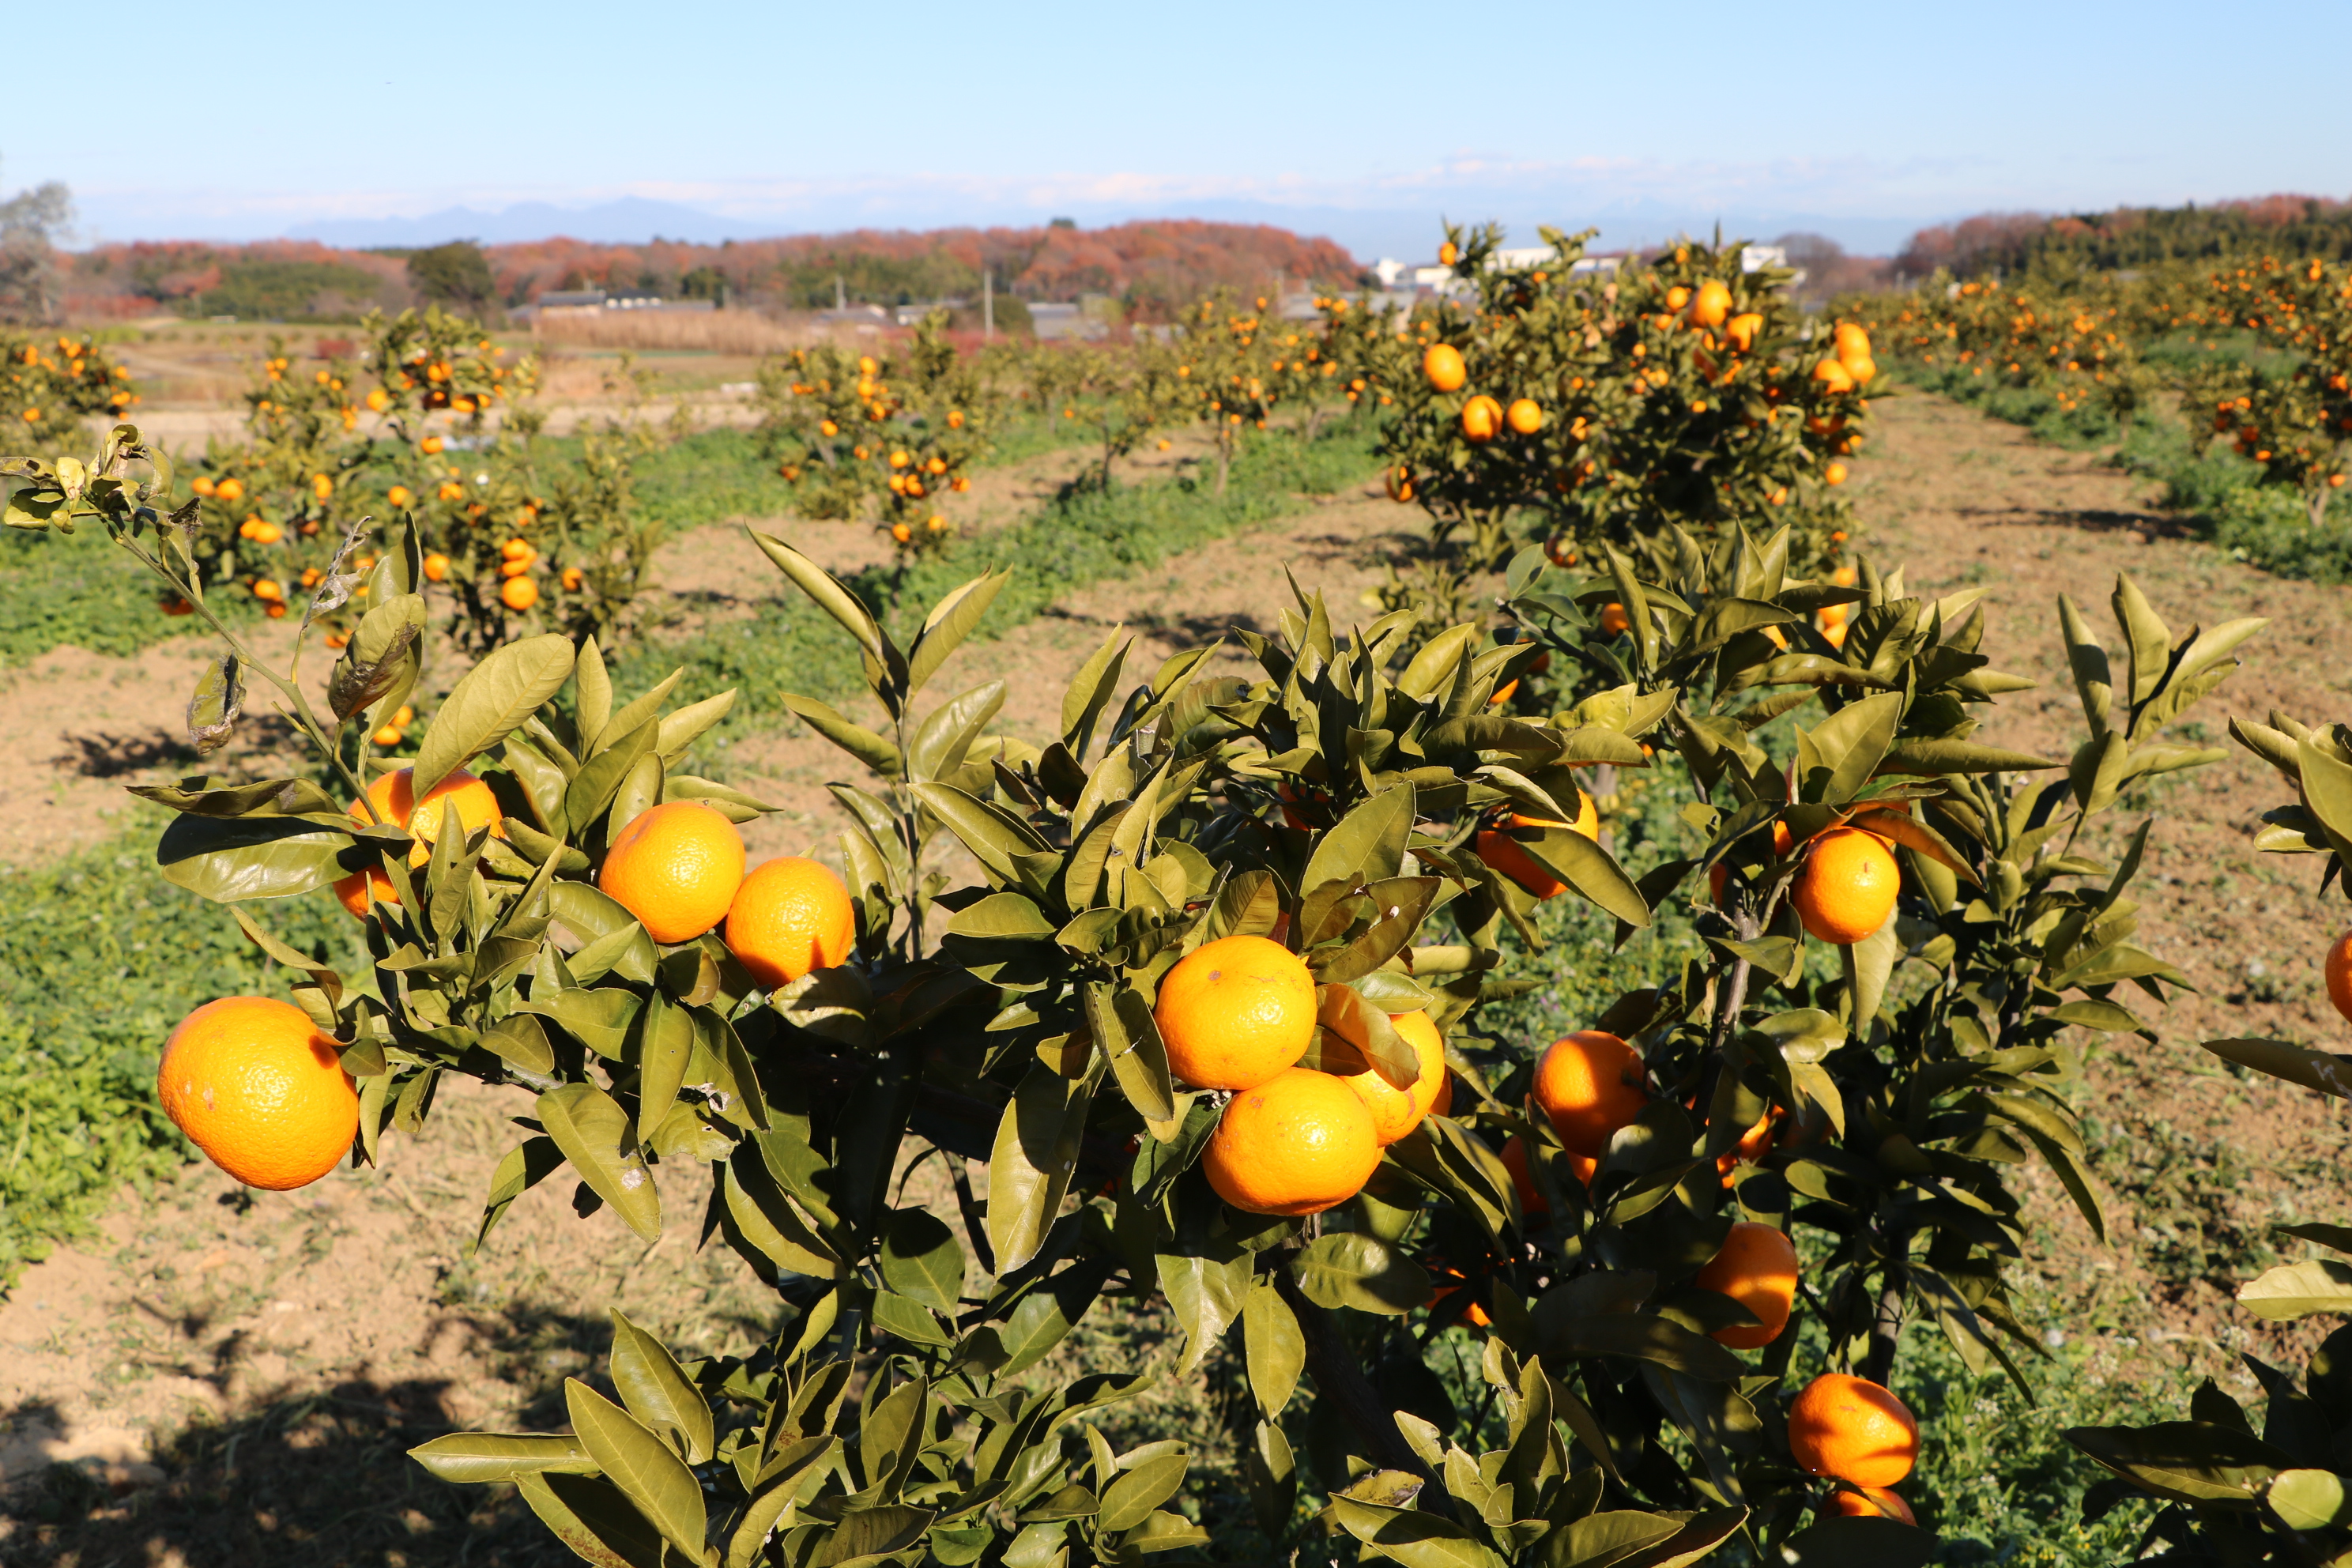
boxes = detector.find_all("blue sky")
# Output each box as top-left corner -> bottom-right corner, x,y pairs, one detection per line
12,0 -> 2348,259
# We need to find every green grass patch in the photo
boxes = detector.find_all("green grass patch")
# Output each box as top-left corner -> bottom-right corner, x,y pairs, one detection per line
0,526 -> 247,669
0,816 -> 362,1291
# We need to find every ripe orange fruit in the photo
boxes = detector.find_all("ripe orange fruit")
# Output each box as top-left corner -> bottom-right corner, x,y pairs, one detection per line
1830,1487 -> 1915,1525
1475,797 -> 1598,898
1694,1221 -> 1798,1348
1690,280 -> 1732,328
1506,398 -> 1544,435
215,477 -> 245,503
1423,343 -> 1467,392
1788,1374 -> 1919,1487
726,856 -> 856,989
1327,1008 -> 1447,1144
422,552 -> 449,582
1725,312 -> 1763,352
1812,359 -> 1856,394
600,801 -> 746,944
1792,827 -> 1898,944
1200,1067 -> 1381,1216
1155,934 -> 1315,1091
1824,462 -> 1849,486
159,997 -> 357,1190
1461,394 -> 1503,443
2325,932 -> 2352,1023
502,575 -> 538,611
1532,1031 -> 1648,1156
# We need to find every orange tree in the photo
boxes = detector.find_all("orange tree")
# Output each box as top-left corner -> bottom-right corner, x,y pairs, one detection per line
6,412 -> 2280,1562
2,327 -> 138,432
758,317 -> 990,560
2061,700 -> 2352,1555
175,308 -> 677,662
1170,292 -> 1284,495
2199,256 -> 2352,525
1374,223 -> 1866,634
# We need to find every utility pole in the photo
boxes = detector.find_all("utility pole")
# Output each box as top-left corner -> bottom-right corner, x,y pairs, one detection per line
983,269 -> 994,341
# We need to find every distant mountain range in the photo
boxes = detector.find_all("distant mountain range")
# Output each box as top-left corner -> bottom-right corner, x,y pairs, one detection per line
280,194 -> 1924,263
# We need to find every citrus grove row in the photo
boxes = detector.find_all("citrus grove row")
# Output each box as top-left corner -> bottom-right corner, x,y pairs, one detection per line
1840,248 -> 2352,527
7,221 -> 2344,1563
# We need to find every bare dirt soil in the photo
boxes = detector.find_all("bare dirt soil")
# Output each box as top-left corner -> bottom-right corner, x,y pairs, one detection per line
7,391 -> 2352,1564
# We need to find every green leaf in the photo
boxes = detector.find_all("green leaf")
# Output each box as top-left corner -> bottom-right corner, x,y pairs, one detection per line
515,1472 -> 667,1568
2067,1419 -> 2288,1504
987,1065 -> 1096,1273
608,1308 -> 714,1464
157,812 -> 355,903
477,1136 -> 564,1250
909,570 -> 1008,694
2269,1468 -> 2352,1531
913,782 -> 1053,882
537,1084 -> 661,1242
1292,1234 -> 1427,1316
1330,1477 -> 1495,1568
1514,825 -> 1652,928
633,990 -> 695,1149
1157,1248 -> 1252,1374
2203,1038 -> 2352,1099
948,892 -> 1057,940
2239,1260 -> 2352,1321
414,632 -> 576,797
748,530 -> 887,667
815,1503 -> 936,1567
408,1431 -> 596,1483
564,1379 -> 708,1562
1242,1277 -> 1304,1416
1879,738 -> 2062,775
1805,692 -> 1904,804
1090,982 -> 1177,1129
1306,784 -> 1415,889
724,1153 -> 843,1279
1099,1451 -> 1189,1534
525,988 -> 643,1061
655,689 -> 735,765
564,717 -> 658,839
783,692 -> 903,777
1061,626 -> 1132,755
879,1208 -> 966,1310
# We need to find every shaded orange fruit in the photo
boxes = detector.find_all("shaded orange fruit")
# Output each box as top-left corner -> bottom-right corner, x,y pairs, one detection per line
1461,394 -> 1504,443
1708,819 -> 1795,904
2326,931 -> 2352,1023
1156,934 -> 1316,1091
1532,1031 -> 1648,1156
1599,601 -> 1630,637
600,801 -> 746,944
334,767 -> 504,918
1831,1487 -> 1916,1525
1475,797 -> 1598,898
1200,1067 -> 1381,1216
1792,827 -> 1898,944
1426,1267 -> 1491,1327
1788,1374 -> 1919,1487
1694,1221 -> 1799,1348
726,856 -> 855,989
159,997 -> 357,1190
1327,1007 -> 1447,1144
1423,343 -> 1466,391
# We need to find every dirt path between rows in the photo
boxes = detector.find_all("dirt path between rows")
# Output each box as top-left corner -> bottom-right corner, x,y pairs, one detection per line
7,392 -> 2352,1563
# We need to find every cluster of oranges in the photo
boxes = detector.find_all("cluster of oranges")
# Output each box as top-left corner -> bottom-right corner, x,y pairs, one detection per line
168,772 -> 858,1194
1149,933 -> 1450,1216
